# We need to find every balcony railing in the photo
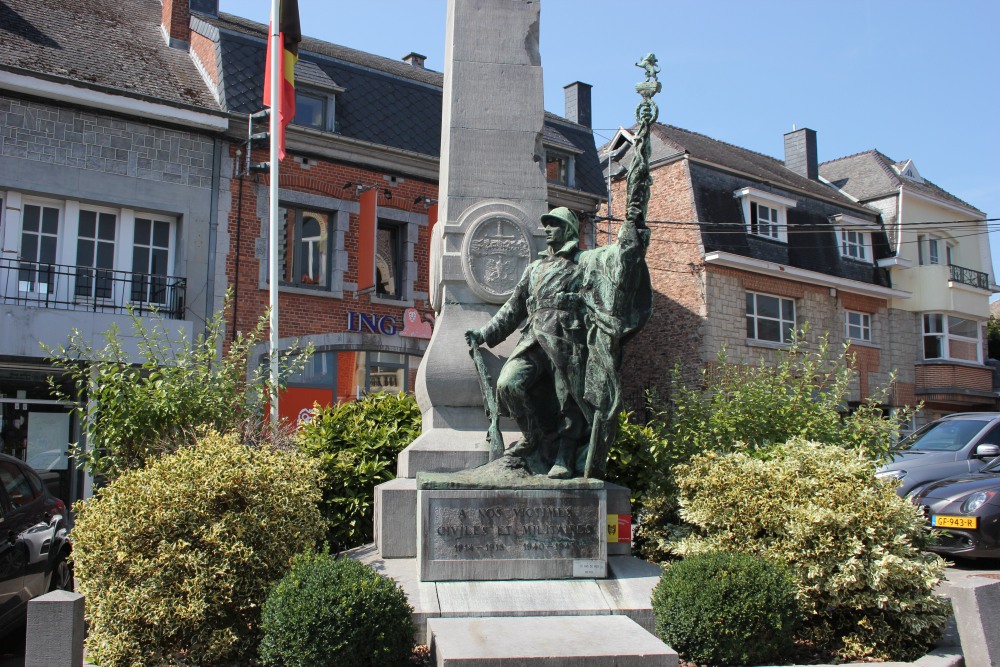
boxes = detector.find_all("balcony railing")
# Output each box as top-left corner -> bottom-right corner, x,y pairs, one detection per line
0,257 -> 186,319
949,263 -> 990,290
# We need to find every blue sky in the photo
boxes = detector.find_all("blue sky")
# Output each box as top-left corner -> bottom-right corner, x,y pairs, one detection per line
220,0 -> 1000,286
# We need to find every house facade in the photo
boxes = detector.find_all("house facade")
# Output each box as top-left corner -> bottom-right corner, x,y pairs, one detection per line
603,126 -> 919,421
821,150 -> 999,420
163,0 -> 607,424
0,0 -> 229,504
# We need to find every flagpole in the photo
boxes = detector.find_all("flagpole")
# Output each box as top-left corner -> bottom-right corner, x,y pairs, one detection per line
268,0 -> 281,425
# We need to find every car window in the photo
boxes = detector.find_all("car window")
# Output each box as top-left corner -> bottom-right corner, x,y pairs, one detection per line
0,461 -> 41,510
902,419 -> 991,452
975,424 -> 1000,447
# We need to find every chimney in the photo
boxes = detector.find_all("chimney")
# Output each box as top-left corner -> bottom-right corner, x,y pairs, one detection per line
563,81 -> 592,128
189,0 -> 219,17
402,52 -> 427,68
161,0 -> 191,48
784,128 -> 818,180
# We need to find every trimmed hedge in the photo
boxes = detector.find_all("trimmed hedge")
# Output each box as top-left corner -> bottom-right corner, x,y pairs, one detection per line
651,551 -> 799,666
259,553 -> 414,667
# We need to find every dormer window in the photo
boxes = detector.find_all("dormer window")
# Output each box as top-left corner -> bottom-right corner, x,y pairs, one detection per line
291,60 -> 344,133
546,151 -> 575,187
894,159 -> 924,184
734,187 -> 797,243
292,90 -> 336,132
831,214 -> 875,264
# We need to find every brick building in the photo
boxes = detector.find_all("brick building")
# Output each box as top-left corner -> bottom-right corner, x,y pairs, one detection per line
602,125 -> 920,420
821,150 -> 999,419
176,1 -> 606,424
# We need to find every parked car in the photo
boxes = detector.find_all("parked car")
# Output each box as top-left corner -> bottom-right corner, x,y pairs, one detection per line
0,452 -> 72,638
876,412 -> 1000,496
911,456 -> 1000,559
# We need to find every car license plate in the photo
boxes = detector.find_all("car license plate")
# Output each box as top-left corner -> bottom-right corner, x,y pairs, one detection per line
932,515 -> 977,529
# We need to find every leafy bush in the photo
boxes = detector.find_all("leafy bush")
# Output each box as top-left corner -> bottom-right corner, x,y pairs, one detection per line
72,431 -> 325,667
259,553 -> 414,667
674,440 -> 949,661
297,392 -> 421,551
651,551 -> 799,666
44,298 -> 309,480
626,333 -> 916,560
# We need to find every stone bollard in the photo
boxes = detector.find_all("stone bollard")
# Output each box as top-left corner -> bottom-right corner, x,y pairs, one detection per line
949,576 -> 1000,667
25,590 -> 85,667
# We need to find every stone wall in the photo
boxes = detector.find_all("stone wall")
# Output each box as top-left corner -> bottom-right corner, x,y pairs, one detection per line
0,94 -> 215,188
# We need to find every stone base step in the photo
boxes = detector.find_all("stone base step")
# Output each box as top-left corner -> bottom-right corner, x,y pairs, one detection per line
427,615 -> 678,666
347,545 -> 662,641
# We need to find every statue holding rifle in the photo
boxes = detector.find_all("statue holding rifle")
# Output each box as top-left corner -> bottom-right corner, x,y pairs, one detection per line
465,55 -> 660,480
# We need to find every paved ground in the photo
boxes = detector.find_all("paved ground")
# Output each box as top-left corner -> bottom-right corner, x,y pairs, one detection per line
1,557 -> 997,667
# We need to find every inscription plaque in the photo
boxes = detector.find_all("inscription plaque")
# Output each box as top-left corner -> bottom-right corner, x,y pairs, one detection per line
418,488 -> 607,581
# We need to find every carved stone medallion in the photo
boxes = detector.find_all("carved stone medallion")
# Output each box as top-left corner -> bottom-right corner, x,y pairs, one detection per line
462,211 -> 532,304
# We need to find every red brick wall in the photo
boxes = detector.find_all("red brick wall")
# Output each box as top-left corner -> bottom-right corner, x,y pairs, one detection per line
839,292 -> 885,314
915,364 -> 993,392
225,143 -> 437,345
600,158 -> 704,409
190,29 -> 218,86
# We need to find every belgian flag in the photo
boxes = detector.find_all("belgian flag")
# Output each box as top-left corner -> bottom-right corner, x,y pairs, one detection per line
263,0 -> 301,161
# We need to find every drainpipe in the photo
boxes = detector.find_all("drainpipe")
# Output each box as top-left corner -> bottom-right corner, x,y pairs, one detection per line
896,184 -> 904,258
205,136 -> 222,335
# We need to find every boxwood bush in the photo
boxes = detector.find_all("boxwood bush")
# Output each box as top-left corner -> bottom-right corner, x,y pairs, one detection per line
674,439 -> 949,661
651,551 -> 799,666
72,431 -> 325,667
296,392 -> 420,551
259,553 -> 414,667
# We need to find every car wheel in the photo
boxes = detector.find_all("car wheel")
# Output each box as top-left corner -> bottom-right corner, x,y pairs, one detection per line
48,553 -> 73,592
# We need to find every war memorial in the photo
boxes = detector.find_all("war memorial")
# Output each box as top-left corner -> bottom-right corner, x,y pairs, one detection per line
360,0 -> 678,663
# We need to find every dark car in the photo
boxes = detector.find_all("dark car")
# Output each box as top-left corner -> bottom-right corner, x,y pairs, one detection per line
0,452 -> 72,638
911,455 -> 1000,559
876,412 -> 1000,496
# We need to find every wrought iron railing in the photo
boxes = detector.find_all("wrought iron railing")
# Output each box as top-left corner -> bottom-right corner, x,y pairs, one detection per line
0,257 -> 186,319
948,263 -> 990,290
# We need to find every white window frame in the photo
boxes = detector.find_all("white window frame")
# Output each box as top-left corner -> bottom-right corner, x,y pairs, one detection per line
746,291 -> 796,344
2,192 -> 178,309
922,313 -> 982,363
17,197 -> 64,296
734,187 -> 797,243
845,310 -> 872,342
74,203 -> 121,302
830,214 -> 876,264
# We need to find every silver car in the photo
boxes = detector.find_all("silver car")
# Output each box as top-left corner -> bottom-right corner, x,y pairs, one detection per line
876,412 -> 1000,497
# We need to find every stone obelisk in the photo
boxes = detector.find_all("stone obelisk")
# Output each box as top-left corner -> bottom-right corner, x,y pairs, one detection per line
398,0 -> 549,475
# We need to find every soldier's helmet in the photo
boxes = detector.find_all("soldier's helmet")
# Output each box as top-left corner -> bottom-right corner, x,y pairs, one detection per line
540,207 -> 579,242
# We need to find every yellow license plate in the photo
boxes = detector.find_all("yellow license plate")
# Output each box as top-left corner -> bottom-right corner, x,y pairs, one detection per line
932,515 -> 978,529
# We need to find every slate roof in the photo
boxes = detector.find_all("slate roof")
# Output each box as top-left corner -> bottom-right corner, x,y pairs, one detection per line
649,124 -> 868,210
200,11 -> 605,197
820,149 -> 983,215
600,123 -> 893,288
0,0 -> 218,110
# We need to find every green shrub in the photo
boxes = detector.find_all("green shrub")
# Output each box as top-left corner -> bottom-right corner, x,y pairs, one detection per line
651,551 -> 799,666
297,392 -> 421,551
630,333 -> 917,561
674,440 -> 949,661
72,431 -> 325,667
44,298 -> 310,480
259,553 -> 414,667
